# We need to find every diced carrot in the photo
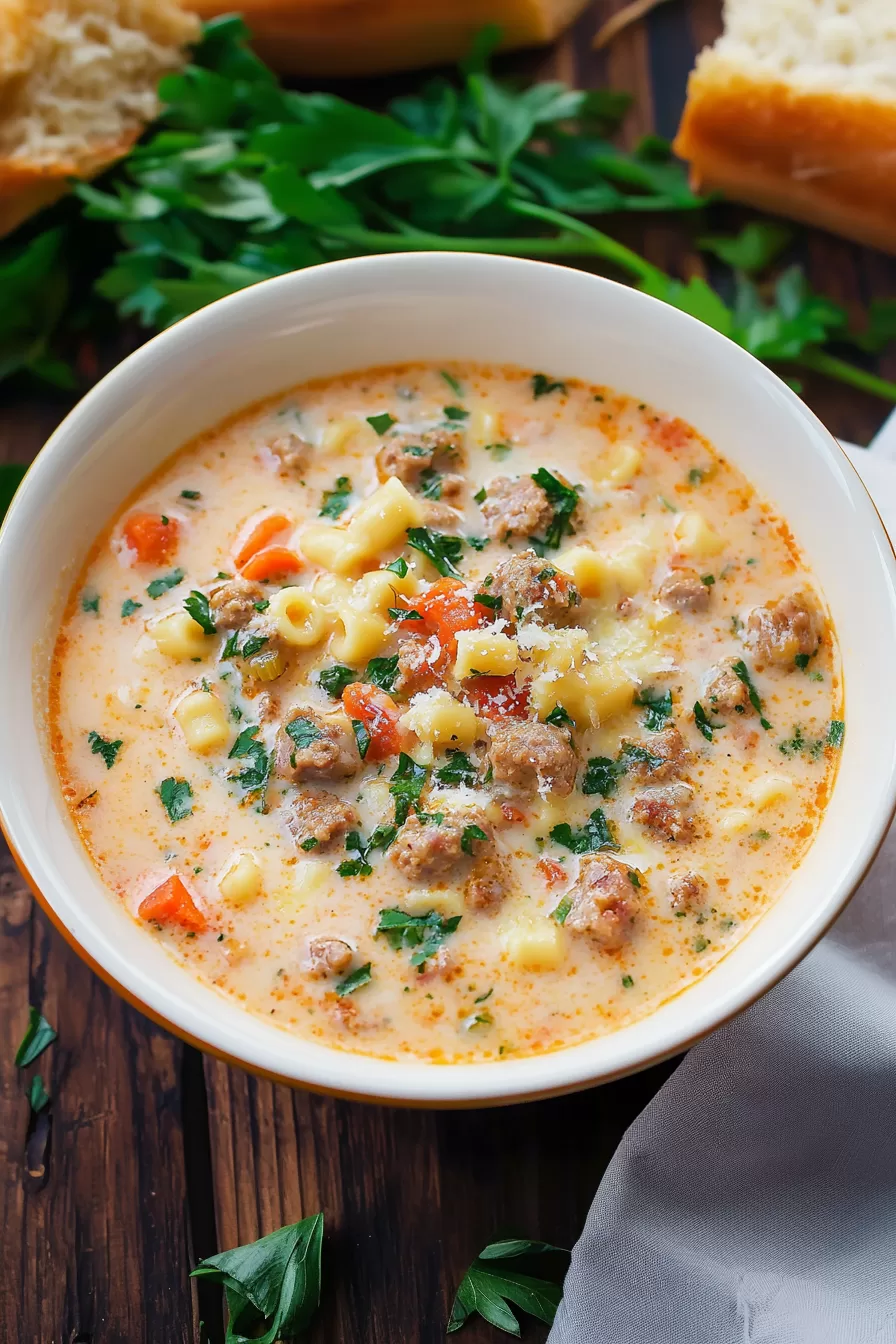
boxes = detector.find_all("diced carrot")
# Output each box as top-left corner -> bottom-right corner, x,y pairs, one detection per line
464,675 -> 530,721
537,858 -> 567,887
239,546 -> 303,581
417,577 -> 486,653
122,511 -> 180,565
233,512 -> 292,569
138,875 -> 207,931
500,802 -> 527,826
342,681 -> 402,761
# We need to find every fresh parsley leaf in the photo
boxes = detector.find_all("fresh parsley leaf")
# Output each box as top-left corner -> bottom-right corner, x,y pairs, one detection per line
419,467 -> 443,499
254,599 -> 270,613
406,526 -> 465,578
474,592 -> 502,611
335,963 -> 372,996
530,468 -> 580,549
389,753 -> 428,825
285,717 -> 322,750
694,700 -> 724,742
376,907 -> 461,967
223,630 -> 269,660
386,557 -> 409,577
88,730 -> 122,769
318,664 -> 357,698
581,755 -> 624,798
300,837 -> 318,851
621,974 -> 634,989
365,654 -> 400,693
467,536 -> 489,551
828,720 -> 845,748
794,653 -> 811,670
461,823 -> 488,855
227,725 -> 272,796
778,724 -> 807,757
319,475 -> 352,519
351,718 -> 371,760
146,568 -> 185,599
81,591 -> 100,614
367,412 -> 396,435
443,405 -> 469,422
15,1007 -> 57,1068
180,489 -> 201,500
157,777 -> 193,823
389,606 -> 422,620
531,373 -> 567,398
550,808 -> 618,853
184,589 -> 216,634
485,442 -> 512,460
434,750 -> 477,787
699,221 -> 793,276
544,705 -> 574,729
440,370 -> 463,396
731,659 -> 771,730
337,826 -> 395,877
552,896 -> 572,925
448,1238 -> 569,1336
192,1213 -> 323,1344
121,597 -> 142,618
634,687 -> 673,731
29,1074 -> 50,1113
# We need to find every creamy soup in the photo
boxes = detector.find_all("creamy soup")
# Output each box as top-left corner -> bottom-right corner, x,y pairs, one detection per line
50,364 -> 842,1063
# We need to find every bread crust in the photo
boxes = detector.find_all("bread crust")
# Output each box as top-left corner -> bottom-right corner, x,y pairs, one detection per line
674,62 -> 896,255
0,130 -> 139,236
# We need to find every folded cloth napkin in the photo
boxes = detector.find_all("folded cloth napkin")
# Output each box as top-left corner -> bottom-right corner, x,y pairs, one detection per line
549,443 -> 896,1344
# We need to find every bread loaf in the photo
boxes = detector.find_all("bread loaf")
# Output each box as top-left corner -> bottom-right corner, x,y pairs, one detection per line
183,0 -> 590,78
0,0 -> 199,237
674,0 -> 896,254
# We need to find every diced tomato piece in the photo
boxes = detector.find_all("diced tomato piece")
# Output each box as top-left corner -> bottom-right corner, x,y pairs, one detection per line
122,512 -> 180,565
500,802 -> 527,826
233,512 -> 292,569
464,675 -> 530,721
416,577 -> 486,653
342,681 -> 402,761
138,875 -> 206,931
537,858 -> 567,888
239,546 -> 303,581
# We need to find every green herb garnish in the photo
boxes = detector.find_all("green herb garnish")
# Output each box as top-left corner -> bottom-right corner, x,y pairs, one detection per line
285,717 -> 322,750
15,1007 -> 57,1068
157,777 -> 193,823
81,591 -> 100,613
448,1238 -> 569,1336
550,808 -> 619,853
184,589 -> 216,634
386,557 -> 409,577
350,718 -> 371,760
389,753 -> 428,825
146,568 -> 185,599
552,897 -> 572,925
532,374 -> 567,398
318,664 -> 357,698
443,405 -> 469,421
365,654 -> 400,693
335,963 -> 372,996
406,526 -> 465,578
694,700 -> 724,742
828,720 -> 845,748
367,413 -> 396,435
88,730 -> 122,769
440,371 -> 463,396
376,907 -> 461,967
544,705 -> 575,729
319,475 -> 352,519
731,659 -> 771,730
434,750 -> 477,788
581,755 -> 625,798
530,468 -> 580,549
229,726 -> 271,796
634,686 -> 673,731
180,489 -> 201,500
461,824 -> 488,855
120,597 -> 142,618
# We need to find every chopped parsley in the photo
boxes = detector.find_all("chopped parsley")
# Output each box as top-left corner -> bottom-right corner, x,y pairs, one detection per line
222,630 -> 269,660
319,475 -> 352,519
419,468 -> 443,500
157,777 -> 193,823
474,988 -> 493,1004
550,808 -> 619,854
350,718 -> 371,760
621,974 -> 634,988
443,405 -> 469,421
300,837 -> 319,852
627,870 -> 642,888
581,755 -> 625,798
120,597 -> 142,618
285,716 -> 322,751
530,468 -> 580,549
254,599 -> 270,613
618,743 -> 666,772
389,606 -> 422,621
701,573 -> 715,586
15,1006 -> 57,1067
366,412 -> 396,435
81,590 -> 100,613
461,824 -> 488,855
389,753 -> 428,825
338,826 -> 396,878
731,659 -> 771,730
532,373 -> 567,398
318,664 -> 357,698
467,535 -> 489,551
146,568 -> 185,599
228,726 -> 272,796
365,654 -> 400,694
474,592 -> 502,611
778,724 -> 807,757
693,936 -> 709,953
376,907 -> 461,967
552,896 -> 572,925
634,687 -> 673,731
694,700 -> 724,742
386,557 -> 408,577
434,749 -> 477,788
335,962 -> 372,996
406,526 -> 464,578
440,370 -> 463,396
87,731 -> 122,769
828,720 -> 845,748
545,705 -> 575,729
180,489 -> 201,500
184,589 -> 216,634
687,467 -> 706,486
484,442 -> 512,460
794,652 -> 812,670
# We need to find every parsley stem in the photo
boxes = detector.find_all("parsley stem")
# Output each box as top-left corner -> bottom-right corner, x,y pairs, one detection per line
796,349 -> 896,404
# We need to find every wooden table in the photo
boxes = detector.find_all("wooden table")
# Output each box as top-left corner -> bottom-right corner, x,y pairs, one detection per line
2,3 -> 894,1340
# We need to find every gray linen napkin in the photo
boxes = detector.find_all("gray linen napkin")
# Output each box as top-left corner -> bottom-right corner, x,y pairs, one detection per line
549,442 -> 896,1344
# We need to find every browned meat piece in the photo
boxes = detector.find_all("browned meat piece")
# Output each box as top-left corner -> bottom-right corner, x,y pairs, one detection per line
390,808 -> 492,882
439,474 -> 466,504
423,500 -> 463,530
285,788 -> 359,851
395,635 -> 443,697
631,784 -> 696,842
620,725 -> 691,784
657,567 -> 711,613
464,853 -> 509,911
488,550 -> 579,628
487,719 -> 577,796
305,936 -> 353,978
208,577 -> 269,630
268,432 -> 311,476
480,475 -> 553,540
704,656 -> 751,714
565,855 -> 639,950
668,871 -> 708,911
417,947 -> 458,981
376,427 -> 465,484
745,590 -> 823,666
276,707 -> 360,782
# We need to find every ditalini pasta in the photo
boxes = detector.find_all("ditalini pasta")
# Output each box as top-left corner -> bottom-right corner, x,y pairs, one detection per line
50,363 -> 843,1062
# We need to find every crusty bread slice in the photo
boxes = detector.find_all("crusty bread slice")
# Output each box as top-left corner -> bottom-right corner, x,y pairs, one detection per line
184,0 -> 590,78
674,0 -> 896,255
0,0 -> 199,237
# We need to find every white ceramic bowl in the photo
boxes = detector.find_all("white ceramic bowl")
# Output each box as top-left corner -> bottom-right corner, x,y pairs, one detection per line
3,253 -> 896,1107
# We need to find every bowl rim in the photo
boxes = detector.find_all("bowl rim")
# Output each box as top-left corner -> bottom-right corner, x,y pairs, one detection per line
3,250 -> 896,1106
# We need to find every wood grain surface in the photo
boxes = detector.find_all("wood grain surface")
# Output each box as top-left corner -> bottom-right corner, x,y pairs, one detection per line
1,3 -> 894,1341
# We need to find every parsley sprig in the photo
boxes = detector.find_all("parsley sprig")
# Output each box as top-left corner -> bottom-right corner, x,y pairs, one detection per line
448,1238 -> 570,1336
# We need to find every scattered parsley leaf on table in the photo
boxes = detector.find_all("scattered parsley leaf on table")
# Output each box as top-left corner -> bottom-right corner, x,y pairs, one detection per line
192,1212 -> 324,1344
15,1007 -> 57,1068
448,1238 -> 570,1336
28,1075 -> 50,1113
